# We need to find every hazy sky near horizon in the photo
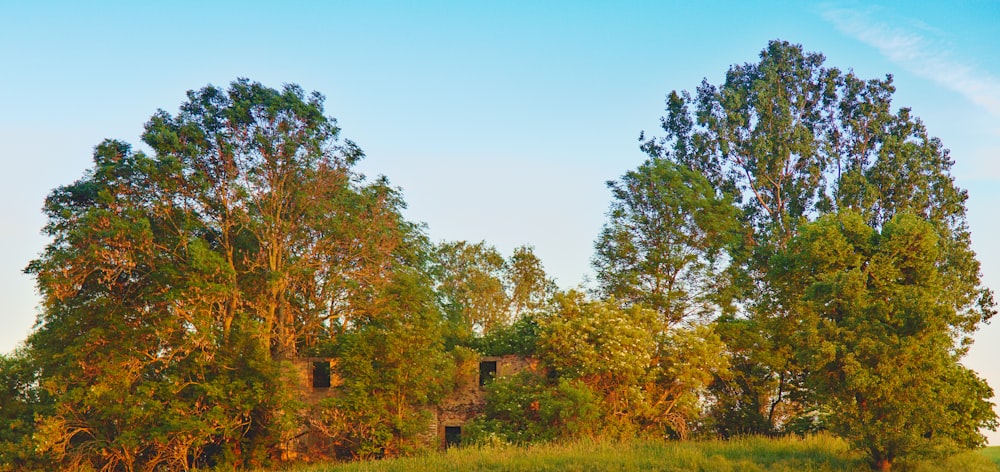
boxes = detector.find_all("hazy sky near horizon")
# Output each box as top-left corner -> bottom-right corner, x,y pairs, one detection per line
2,1 -> 999,442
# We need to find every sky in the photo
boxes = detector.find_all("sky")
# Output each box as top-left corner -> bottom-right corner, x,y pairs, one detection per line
2,0 -> 999,442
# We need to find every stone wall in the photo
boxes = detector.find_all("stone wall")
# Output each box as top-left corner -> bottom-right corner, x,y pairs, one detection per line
287,354 -> 535,452
284,357 -> 341,461
290,357 -> 341,404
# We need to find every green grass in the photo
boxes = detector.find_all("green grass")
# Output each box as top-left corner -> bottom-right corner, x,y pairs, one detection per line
278,437 -> 999,472
981,446 -> 1000,466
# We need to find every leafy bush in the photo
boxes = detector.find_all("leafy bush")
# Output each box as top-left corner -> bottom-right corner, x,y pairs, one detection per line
468,316 -> 540,356
464,372 -> 600,444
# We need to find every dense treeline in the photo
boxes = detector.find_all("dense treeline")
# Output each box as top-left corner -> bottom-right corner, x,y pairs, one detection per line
0,41 -> 995,472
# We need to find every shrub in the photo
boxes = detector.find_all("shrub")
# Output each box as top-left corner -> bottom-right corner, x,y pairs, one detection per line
464,372 -> 600,444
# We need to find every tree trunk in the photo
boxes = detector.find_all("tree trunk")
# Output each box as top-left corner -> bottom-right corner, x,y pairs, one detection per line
875,458 -> 891,472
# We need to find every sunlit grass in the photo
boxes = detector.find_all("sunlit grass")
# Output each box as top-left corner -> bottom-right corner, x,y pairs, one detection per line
980,446 -> 1000,466
278,436 -> 999,472
288,435 -> 860,472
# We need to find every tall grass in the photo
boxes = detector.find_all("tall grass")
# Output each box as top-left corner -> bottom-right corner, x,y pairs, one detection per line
283,436 -> 998,472
980,446 -> 1000,467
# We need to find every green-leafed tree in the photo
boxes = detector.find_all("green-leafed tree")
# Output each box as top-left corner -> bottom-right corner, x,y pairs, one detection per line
772,211 -> 996,471
506,246 -> 558,319
140,79 -> 394,359
539,292 -> 658,409
593,157 -> 738,325
305,235 -> 452,459
434,241 -> 556,344
536,292 -> 726,439
637,40 -> 994,443
685,41 -> 841,436
0,349 -> 46,470
434,241 -> 508,339
20,80 -> 442,469
23,140 -> 274,470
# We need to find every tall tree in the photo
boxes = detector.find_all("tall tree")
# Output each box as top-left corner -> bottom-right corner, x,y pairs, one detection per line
772,211 -> 996,471
506,246 -> 557,318
22,80 -> 434,469
434,241 -> 556,341
637,41 -> 994,440
434,241 -> 508,338
593,157 -> 738,325
141,79 -> 398,359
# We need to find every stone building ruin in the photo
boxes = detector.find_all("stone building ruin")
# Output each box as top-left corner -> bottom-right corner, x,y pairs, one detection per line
289,353 -> 534,454
431,355 -> 534,448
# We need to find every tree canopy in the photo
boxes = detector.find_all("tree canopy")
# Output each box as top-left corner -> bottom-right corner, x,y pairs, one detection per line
593,157 -> 738,325
623,40 -> 995,470
9,79 -> 447,470
775,211 -> 996,470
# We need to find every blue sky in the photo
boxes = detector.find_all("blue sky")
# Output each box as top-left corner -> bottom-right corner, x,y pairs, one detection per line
2,0 -> 999,442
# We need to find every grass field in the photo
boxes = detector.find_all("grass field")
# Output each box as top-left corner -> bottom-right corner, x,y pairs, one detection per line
283,436 -> 999,472
982,446 -> 1000,467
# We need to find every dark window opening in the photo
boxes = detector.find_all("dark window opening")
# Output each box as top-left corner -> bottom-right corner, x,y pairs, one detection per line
312,361 -> 331,389
479,361 -> 497,387
445,426 -> 461,448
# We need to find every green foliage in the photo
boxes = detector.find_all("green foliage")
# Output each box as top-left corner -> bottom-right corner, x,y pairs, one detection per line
10,41 -> 997,472
534,292 -> 727,439
594,157 -> 738,324
464,372 -> 601,444
506,247 -> 557,314
309,268 -> 453,459
434,242 -> 556,344
706,314 -> 814,438
772,211 -> 997,469
19,79 -> 439,470
636,42 -> 995,461
539,292 -> 657,389
468,315 -> 540,356
0,349 -> 46,470
655,324 -> 731,438
434,241 -> 509,340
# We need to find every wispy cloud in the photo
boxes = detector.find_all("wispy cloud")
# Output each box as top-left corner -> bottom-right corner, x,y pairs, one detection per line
822,5 -> 1000,117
